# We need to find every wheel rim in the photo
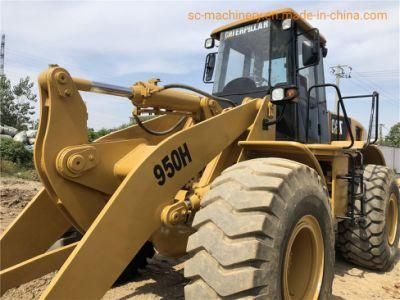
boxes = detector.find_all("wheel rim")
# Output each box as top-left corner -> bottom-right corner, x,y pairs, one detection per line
283,215 -> 324,300
387,193 -> 399,246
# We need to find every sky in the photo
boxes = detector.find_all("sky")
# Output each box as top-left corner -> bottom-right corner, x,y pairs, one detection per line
1,0 -> 399,136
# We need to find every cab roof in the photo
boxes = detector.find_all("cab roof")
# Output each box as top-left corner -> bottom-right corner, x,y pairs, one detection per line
211,8 -> 326,45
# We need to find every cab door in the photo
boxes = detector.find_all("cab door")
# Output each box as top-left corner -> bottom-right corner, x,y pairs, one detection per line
296,30 -> 329,143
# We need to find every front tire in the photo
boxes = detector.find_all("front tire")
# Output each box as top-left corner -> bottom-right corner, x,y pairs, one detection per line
185,158 -> 334,299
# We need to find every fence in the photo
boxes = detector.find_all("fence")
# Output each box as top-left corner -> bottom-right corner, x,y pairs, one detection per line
378,146 -> 400,173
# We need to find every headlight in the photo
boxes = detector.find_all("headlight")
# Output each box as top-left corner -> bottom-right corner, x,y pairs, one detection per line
271,88 -> 285,101
270,86 -> 298,104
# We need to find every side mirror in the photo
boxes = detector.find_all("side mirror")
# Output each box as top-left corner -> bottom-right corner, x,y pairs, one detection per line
322,46 -> 328,58
302,40 -> 319,66
298,29 -> 320,69
204,38 -> 215,49
203,52 -> 216,83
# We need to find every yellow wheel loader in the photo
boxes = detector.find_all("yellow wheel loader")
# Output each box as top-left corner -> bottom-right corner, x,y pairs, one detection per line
1,8 -> 399,299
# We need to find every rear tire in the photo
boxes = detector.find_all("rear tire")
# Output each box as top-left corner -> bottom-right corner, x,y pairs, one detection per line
185,158 -> 334,299
338,164 -> 399,270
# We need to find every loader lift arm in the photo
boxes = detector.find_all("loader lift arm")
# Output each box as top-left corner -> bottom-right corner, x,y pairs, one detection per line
2,8 -> 397,299
0,66 -> 262,299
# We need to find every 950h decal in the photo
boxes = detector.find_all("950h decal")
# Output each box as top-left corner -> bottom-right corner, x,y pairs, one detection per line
153,143 -> 192,185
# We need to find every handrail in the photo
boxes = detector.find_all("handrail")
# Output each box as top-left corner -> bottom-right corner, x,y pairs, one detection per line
341,92 -> 379,149
306,83 -> 354,149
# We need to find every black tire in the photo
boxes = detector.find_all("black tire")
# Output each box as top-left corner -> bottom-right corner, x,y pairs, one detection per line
114,241 -> 155,285
185,158 -> 335,299
338,164 -> 400,270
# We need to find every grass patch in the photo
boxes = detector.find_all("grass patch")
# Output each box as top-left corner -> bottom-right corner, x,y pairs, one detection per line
0,159 -> 39,181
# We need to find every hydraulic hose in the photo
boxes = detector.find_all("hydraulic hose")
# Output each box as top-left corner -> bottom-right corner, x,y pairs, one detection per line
132,114 -> 187,136
134,84 -> 236,136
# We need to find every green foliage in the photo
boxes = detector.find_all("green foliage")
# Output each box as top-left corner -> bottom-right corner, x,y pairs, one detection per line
87,122 -> 134,142
0,159 -> 39,181
382,123 -> 400,148
87,128 -> 113,142
0,159 -> 19,174
0,137 -> 33,165
0,75 -> 37,130
0,136 -> 37,180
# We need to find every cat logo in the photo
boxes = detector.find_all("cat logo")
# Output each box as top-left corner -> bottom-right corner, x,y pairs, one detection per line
223,20 -> 269,39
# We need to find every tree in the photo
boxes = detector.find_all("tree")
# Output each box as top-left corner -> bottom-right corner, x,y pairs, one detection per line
0,75 -> 37,130
87,127 -> 113,142
383,123 -> 400,147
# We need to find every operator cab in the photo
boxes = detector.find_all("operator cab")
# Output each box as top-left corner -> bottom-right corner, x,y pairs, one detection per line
204,9 -> 330,144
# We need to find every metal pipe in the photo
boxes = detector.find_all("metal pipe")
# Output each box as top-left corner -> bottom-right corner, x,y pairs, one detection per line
342,94 -> 373,99
91,81 -> 133,98
73,78 -> 133,98
72,77 -> 203,113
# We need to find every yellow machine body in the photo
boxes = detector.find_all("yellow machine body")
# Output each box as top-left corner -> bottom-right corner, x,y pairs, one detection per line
0,8 -> 389,299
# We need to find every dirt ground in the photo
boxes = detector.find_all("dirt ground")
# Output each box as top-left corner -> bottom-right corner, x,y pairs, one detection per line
1,177 -> 399,300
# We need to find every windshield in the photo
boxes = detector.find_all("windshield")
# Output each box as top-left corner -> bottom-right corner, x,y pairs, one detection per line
213,19 -> 293,96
